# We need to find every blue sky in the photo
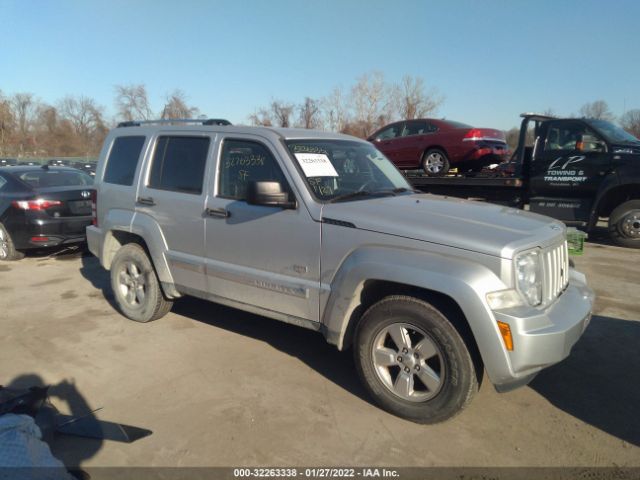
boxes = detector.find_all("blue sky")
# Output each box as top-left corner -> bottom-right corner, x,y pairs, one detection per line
1,0 -> 638,129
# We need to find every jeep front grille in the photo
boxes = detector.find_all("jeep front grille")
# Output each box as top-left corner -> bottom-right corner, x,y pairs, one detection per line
543,241 -> 569,304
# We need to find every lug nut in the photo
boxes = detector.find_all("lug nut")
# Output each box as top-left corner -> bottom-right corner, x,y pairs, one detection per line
402,348 -> 409,354
414,352 -> 419,359
397,356 -> 403,362
404,367 -> 410,373
415,365 -> 420,371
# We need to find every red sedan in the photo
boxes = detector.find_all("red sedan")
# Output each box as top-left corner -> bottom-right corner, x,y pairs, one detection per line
368,119 -> 508,176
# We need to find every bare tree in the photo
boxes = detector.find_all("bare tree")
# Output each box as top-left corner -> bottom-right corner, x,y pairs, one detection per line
0,91 -> 15,155
248,108 -> 273,126
270,100 -> 294,128
394,75 -> 443,120
349,71 -> 394,137
59,95 -> 107,154
115,84 -> 153,121
323,87 -> 348,133
161,90 -> 199,119
11,93 -> 36,137
297,97 -> 322,129
59,96 -> 105,137
579,100 -> 614,121
620,109 -> 640,139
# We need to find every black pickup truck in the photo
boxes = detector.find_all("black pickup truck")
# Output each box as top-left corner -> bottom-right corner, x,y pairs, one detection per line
408,113 -> 640,248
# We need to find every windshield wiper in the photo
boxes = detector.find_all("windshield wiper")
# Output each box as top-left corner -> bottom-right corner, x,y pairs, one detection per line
392,187 -> 420,194
328,189 -> 398,203
328,191 -> 375,203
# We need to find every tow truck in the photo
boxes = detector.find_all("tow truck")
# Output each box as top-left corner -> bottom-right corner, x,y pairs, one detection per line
408,113 -> 640,248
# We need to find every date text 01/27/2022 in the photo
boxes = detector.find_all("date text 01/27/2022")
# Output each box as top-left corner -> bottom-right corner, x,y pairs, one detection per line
233,468 -> 400,478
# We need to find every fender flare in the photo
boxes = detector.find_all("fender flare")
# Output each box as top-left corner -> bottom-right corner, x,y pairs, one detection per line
321,246 -> 511,383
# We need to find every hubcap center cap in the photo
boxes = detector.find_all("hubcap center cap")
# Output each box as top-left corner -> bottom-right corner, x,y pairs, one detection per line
400,350 -> 417,369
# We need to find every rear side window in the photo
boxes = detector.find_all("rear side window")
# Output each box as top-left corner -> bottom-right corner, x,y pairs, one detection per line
17,170 -> 93,187
0,175 -> 6,191
149,136 -> 210,194
104,136 -> 146,186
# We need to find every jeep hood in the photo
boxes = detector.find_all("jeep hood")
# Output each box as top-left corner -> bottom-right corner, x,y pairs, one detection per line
321,194 -> 564,259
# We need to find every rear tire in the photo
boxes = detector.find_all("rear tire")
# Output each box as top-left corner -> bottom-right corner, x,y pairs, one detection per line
422,149 -> 450,176
608,200 -> 640,248
110,243 -> 173,322
354,296 -> 477,424
0,223 -> 25,261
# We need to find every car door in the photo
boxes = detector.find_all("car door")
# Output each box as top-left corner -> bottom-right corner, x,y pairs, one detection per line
135,132 -> 214,294
204,135 -> 321,322
529,120 -> 611,222
371,123 -> 404,165
396,120 -> 432,167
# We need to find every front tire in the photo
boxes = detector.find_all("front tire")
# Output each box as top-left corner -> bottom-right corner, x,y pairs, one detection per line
0,223 -> 25,261
422,149 -> 450,176
608,200 -> 640,249
110,243 -> 173,322
354,296 -> 477,424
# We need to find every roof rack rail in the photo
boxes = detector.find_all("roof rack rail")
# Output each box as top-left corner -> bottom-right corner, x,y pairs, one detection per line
117,118 -> 232,128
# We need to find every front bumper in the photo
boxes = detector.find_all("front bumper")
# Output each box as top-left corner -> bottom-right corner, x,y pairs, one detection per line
490,270 -> 594,390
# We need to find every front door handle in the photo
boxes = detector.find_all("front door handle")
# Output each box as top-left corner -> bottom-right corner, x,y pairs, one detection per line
137,196 -> 155,206
205,207 -> 230,218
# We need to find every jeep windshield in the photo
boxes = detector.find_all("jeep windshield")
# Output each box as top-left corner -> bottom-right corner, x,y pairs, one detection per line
588,119 -> 640,145
285,139 -> 412,202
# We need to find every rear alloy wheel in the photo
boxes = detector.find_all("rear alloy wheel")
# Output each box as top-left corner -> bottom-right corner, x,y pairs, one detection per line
0,223 -> 25,261
608,200 -> 640,248
354,296 -> 478,424
422,149 -> 450,176
110,243 -> 173,322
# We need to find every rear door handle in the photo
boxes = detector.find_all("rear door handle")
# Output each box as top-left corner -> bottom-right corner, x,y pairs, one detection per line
205,207 -> 230,218
137,196 -> 155,206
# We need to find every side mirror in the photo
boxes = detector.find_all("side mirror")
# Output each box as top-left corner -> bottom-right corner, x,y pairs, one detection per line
577,134 -> 607,153
246,181 -> 296,209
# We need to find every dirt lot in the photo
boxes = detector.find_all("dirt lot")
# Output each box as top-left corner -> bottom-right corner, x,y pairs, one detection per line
0,233 -> 639,469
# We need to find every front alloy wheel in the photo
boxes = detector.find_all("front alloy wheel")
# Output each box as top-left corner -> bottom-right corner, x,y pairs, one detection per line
372,323 -> 444,402
354,296 -> 478,424
609,200 -> 640,249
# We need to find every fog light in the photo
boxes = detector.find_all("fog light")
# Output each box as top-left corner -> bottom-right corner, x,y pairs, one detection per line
497,321 -> 514,351
486,289 -> 523,310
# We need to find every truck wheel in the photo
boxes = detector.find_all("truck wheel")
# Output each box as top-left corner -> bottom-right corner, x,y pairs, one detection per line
422,149 -> 450,176
110,243 -> 173,322
354,296 -> 477,424
608,200 -> 640,248
0,223 -> 25,261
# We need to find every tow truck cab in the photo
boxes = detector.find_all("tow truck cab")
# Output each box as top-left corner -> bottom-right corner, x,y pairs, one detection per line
409,114 -> 640,248
516,114 -> 640,246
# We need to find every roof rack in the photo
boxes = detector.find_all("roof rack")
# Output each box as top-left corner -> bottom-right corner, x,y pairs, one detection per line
117,118 -> 232,128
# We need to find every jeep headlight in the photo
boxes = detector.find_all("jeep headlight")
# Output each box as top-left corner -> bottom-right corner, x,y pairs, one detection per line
515,249 -> 542,306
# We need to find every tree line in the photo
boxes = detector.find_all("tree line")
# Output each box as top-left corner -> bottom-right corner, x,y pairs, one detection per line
0,86 -> 200,158
248,72 -> 443,138
1,74 -> 638,158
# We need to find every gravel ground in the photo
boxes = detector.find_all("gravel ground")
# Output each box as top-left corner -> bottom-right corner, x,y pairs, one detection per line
0,235 -> 638,470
